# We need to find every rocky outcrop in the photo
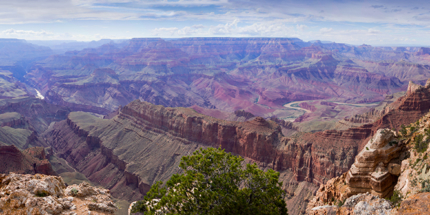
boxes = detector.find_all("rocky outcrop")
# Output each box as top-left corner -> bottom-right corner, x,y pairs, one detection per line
407,80 -> 423,95
345,129 -> 401,198
309,193 -> 393,215
307,110 -> 430,214
306,128 -> 402,214
299,102 -> 317,112
396,192 -> 430,214
0,145 -> 56,175
0,97 -> 70,133
0,173 -> 116,214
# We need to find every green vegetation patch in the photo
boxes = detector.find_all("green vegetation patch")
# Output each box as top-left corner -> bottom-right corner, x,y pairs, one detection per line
386,190 -> 402,207
132,147 -> 288,215
35,190 -> 49,197
414,134 -> 429,153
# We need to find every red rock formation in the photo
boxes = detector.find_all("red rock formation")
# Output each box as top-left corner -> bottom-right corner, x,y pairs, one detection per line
45,78 -> 430,192
27,38 -> 406,118
0,145 -> 56,175
299,102 -> 317,112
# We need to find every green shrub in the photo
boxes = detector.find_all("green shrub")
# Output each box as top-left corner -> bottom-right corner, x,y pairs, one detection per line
366,147 -> 369,150
421,180 -> 430,192
388,140 -> 398,146
400,125 -> 408,136
413,158 -> 422,167
414,134 -> 429,153
337,199 -> 345,207
131,201 -> 148,213
35,190 -> 49,197
71,188 -> 78,196
410,126 -> 417,134
386,190 -> 402,207
132,147 -> 288,215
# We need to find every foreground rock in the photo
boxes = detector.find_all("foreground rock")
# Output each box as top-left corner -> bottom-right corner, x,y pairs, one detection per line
309,193 -> 393,215
0,173 -> 116,214
308,111 -> 430,214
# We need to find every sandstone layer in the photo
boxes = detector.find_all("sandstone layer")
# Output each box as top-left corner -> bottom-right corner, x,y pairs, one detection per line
307,109 -> 430,214
345,129 -> 401,198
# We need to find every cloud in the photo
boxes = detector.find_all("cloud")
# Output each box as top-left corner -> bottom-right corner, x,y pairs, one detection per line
150,20 -> 299,38
319,28 -> 333,34
371,5 -> 384,9
296,24 -> 307,31
367,28 -> 380,34
2,29 -> 54,37
0,28 -> 120,41
192,24 -> 205,29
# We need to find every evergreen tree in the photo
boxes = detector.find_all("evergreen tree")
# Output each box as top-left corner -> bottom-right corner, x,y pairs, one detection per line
131,147 -> 288,215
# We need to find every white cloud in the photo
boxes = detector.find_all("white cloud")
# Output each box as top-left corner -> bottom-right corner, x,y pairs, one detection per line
0,28 -> 122,41
296,24 -> 308,31
2,29 -> 54,37
151,20 -> 299,38
319,28 -> 333,34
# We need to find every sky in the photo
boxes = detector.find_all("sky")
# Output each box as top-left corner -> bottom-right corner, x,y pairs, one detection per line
0,0 -> 430,46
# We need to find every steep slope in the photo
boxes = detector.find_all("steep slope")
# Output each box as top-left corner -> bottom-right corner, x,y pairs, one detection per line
43,101 -> 318,214
307,111 -> 430,214
42,80 -> 430,215
0,97 -> 70,133
0,145 -> 55,175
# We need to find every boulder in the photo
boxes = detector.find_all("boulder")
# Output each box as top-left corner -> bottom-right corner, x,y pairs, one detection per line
388,163 -> 401,176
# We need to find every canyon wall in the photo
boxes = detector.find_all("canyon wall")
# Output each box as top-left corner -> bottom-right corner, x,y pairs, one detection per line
41,81 -> 430,214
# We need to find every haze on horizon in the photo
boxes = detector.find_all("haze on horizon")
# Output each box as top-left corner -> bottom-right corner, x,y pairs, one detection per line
0,0 -> 429,46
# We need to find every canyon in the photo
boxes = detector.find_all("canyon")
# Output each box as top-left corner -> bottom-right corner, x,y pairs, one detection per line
36,80 -> 430,214
1,37 -> 430,214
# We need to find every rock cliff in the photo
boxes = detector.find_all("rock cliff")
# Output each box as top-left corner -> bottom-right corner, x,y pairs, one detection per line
307,110 -> 430,214
42,79 -> 430,214
0,145 -> 56,175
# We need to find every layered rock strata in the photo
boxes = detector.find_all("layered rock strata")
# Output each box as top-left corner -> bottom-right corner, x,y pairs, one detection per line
308,111 -> 430,214
0,145 -> 56,175
43,80 -> 430,214
345,128 -> 402,198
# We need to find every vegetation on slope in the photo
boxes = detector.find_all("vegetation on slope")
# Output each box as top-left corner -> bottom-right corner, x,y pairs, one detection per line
131,147 -> 288,215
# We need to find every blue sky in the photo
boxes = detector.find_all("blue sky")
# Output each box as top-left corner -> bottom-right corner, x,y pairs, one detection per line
0,0 -> 430,46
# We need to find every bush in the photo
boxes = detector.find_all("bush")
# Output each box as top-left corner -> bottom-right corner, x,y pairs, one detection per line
414,134 -> 429,153
337,199 -> 345,207
132,147 -> 288,215
387,190 -> 402,207
410,126 -> 417,134
131,200 -> 148,213
35,190 -> 49,197
366,147 -> 369,150
421,180 -> 430,192
400,125 -> 408,136
71,188 -> 78,196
